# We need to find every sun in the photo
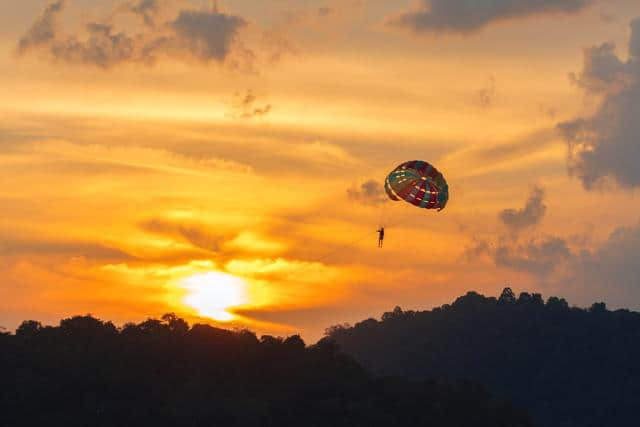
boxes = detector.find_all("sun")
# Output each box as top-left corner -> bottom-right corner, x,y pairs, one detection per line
180,271 -> 248,322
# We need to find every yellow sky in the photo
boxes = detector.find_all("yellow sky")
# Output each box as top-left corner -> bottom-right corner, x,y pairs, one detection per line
2,0 -> 640,341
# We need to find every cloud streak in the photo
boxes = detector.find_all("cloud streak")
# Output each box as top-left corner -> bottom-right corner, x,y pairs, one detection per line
0,237 -> 133,261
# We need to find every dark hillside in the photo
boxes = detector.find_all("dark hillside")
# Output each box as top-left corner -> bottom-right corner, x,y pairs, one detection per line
326,288 -> 640,427
0,313 -> 531,427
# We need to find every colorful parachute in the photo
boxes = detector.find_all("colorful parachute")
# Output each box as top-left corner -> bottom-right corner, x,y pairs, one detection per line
384,160 -> 449,211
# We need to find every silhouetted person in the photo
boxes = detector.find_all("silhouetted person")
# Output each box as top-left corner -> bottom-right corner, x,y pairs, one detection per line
377,227 -> 385,247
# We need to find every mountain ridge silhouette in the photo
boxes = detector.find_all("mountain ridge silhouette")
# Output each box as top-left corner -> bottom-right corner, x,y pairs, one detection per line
325,288 -> 640,427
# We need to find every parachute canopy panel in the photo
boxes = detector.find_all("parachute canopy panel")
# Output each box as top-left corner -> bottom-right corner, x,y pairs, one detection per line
385,160 -> 449,211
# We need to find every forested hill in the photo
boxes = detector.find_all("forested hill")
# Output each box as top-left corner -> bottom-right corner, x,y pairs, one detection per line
325,288 -> 640,427
0,314 -> 532,427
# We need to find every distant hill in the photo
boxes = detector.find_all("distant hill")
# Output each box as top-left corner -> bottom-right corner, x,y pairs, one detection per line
325,288 -> 640,427
0,313 -> 531,427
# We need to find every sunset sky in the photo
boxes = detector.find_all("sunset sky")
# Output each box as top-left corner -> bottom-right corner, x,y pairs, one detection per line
2,0 -> 640,340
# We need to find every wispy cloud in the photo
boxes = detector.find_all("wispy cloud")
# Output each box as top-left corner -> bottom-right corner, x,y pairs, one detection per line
0,237 -> 134,262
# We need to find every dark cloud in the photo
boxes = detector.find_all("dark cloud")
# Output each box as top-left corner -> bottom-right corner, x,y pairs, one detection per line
631,18 -> 640,58
130,0 -> 160,27
498,186 -> 546,232
494,236 -> 571,277
49,22 -> 151,68
347,180 -> 388,206
469,221 -> 640,309
171,9 -> 246,61
16,0 -> 65,54
558,19 -> 640,189
388,0 -> 594,34
571,224 -> 640,308
17,1 -> 247,68
568,42 -> 630,94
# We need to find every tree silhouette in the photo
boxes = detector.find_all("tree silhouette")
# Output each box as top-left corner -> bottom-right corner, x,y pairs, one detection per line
16,320 -> 42,338
0,311 -> 532,427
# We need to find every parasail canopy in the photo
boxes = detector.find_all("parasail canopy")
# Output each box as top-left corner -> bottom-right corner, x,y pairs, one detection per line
384,160 -> 449,211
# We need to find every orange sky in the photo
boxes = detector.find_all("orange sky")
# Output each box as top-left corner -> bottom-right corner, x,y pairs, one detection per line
2,0 -> 640,341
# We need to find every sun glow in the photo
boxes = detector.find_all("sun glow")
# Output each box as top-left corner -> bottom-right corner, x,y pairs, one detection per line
180,272 -> 248,322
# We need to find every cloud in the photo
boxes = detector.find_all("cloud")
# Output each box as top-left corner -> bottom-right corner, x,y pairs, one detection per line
498,186 -> 546,232
558,19 -> 640,189
171,9 -> 246,61
17,1 -> 247,68
16,0 -> 65,54
568,42 -> 631,94
49,22 -> 150,68
140,219 -> 228,252
571,223 -> 640,307
388,0 -> 594,34
228,90 -> 272,119
469,219 -> 640,309
511,224 -> 640,309
130,0 -> 160,27
494,236 -> 571,277
347,179 -> 388,206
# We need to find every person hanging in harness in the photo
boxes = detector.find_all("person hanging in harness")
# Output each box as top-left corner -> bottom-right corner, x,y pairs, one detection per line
377,227 -> 385,248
